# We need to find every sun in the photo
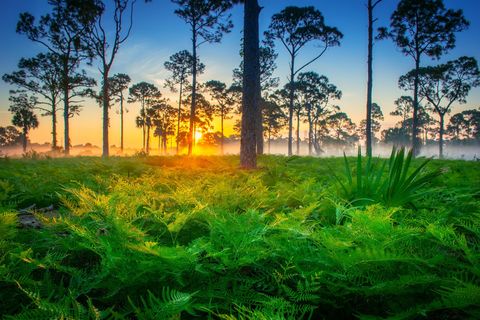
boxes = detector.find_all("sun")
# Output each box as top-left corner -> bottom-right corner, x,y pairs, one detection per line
194,130 -> 203,141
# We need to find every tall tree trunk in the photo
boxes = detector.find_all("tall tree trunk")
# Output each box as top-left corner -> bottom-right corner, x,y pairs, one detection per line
240,0 -> 260,169
146,125 -> 150,154
255,96 -> 263,154
142,99 -> 146,151
439,113 -> 444,159
62,62 -> 70,155
51,98 -> 57,150
366,0 -> 374,157
102,69 -> 110,157
221,108 -> 224,155
296,110 -> 300,155
63,88 -> 70,155
256,108 -> 263,154
288,55 -> 295,156
189,31 -> 198,156
412,56 -> 421,156
268,127 -> 271,154
308,107 -> 313,155
193,123 -> 196,147
22,127 -> 27,153
158,134 -> 162,154
177,79 -> 183,155
120,93 -> 124,153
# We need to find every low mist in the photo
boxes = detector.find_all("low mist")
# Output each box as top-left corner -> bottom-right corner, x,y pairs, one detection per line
1,141 -> 479,161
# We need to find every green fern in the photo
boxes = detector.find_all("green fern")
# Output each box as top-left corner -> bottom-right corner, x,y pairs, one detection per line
128,287 -> 198,320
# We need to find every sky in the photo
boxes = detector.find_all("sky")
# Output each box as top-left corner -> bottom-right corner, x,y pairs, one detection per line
0,0 -> 480,149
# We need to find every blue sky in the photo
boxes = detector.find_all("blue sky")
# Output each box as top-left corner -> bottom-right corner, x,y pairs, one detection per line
1,0 -> 479,147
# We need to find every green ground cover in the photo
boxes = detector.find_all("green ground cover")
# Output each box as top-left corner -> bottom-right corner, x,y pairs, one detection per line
0,154 -> 479,319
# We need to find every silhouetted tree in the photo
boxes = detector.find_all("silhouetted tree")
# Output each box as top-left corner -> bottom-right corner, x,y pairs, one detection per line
365,0 -> 383,157
152,103 -> 177,154
399,56 -> 480,158
183,92 -> 215,143
88,0 -> 139,157
318,111 -> 358,148
447,112 -> 464,141
391,96 -> 414,125
382,126 -> 410,146
164,50 -> 205,154
139,103 -> 159,155
198,131 -> 223,147
266,6 -> 342,156
0,126 -> 23,147
205,80 -> 236,154
447,108 -> 480,141
286,81 -> 305,155
359,103 -> 384,143
295,79 -> 314,154
172,0 -> 233,155
16,0 -> 100,155
378,0 -> 469,156
8,93 -> 39,152
270,86 -> 296,151
3,53 -> 62,150
262,97 -> 286,154
128,82 -> 161,151
109,73 -> 131,152
296,72 -> 341,155
386,102 -> 435,146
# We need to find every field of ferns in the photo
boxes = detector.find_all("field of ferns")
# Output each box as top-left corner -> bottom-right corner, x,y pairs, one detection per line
0,151 -> 479,319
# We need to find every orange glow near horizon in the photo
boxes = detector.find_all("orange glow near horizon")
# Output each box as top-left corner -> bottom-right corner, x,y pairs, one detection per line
195,130 -> 203,142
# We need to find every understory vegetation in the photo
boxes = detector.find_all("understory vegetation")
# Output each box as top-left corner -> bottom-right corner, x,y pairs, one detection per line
0,154 -> 479,319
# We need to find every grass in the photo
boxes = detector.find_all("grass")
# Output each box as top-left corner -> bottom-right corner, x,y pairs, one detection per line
0,154 -> 479,319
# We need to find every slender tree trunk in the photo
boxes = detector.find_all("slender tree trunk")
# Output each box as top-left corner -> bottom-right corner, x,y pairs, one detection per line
412,56 -> 421,156
63,84 -> 70,156
221,107 -> 224,155
240,0 -> 260,169
62,62 -> 70,155
142,99 -> 146,151
366,0 -> 374,157
255,99 -> 263,155
288,55 -> 295,156
177,79 -> 183,155
51,98 -> 57,150
308,107 -> 313,155
296,110 -> 300,155
188,30 -> 198,156
22,126 -> 27,153
160,135 -> 163,154
439,113 -> 444,159
120,93 -> 124,153
193,123 -> 196,147
256,111 -> 263,154
146,125 -> 150,154
268,127 -> 271,154
102,69 -> 110,157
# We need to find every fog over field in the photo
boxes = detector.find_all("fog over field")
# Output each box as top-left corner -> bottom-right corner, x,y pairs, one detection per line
2,141 -> 479,161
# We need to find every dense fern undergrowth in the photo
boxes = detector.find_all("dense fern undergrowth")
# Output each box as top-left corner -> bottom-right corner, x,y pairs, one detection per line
0,154 -> 479,319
